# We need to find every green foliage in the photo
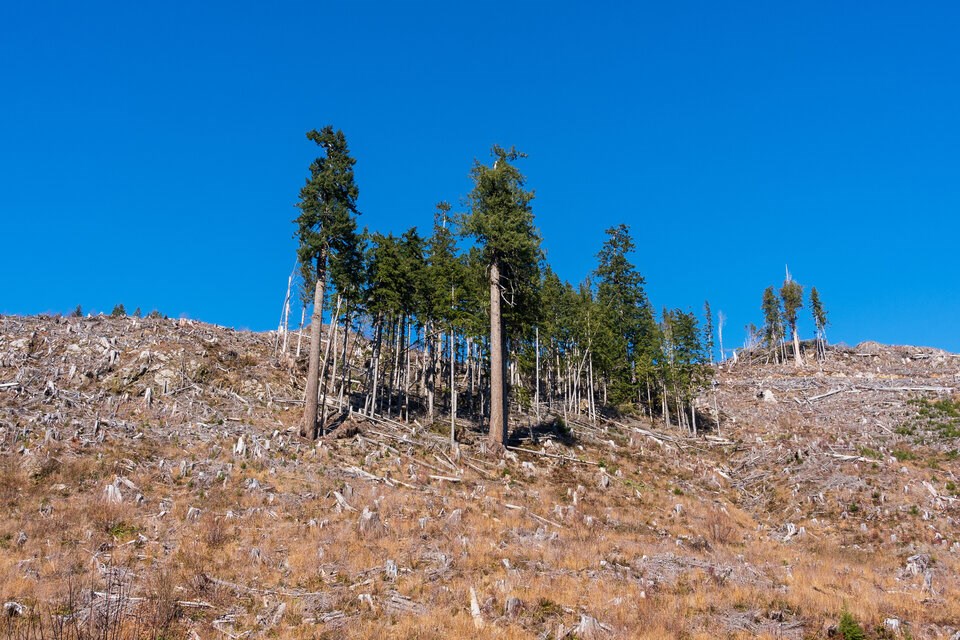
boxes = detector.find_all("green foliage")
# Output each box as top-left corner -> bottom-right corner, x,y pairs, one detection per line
892,449 -> 917,461
902,397 -> 960,439
110,304 -> 126,317
462,145 -> 543,331
592,224 -> 657,407
72,305 -> 83,318
761,286 -> 782,349
838,609 -> 865,640
779,277 -> 803,333
858,446 -> 882,460
294,126 -> 360,289
133,307 -> 142,318
810,286 -> 828,332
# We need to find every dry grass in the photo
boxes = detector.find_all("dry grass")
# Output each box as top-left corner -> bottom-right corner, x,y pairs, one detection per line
1,316 -> 959,638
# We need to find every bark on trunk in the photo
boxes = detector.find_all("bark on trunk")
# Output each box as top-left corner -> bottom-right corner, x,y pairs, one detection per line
302,272 -> 326,439
489,261 -> 507,444
792,327 -> 804,368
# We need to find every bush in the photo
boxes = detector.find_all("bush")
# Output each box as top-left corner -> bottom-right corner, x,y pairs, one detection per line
838,609 -> 866,640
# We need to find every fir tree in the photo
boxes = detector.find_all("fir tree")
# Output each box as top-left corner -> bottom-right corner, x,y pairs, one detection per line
294,126 -> 360,439
809,286 -> 828,362
780,274 -> 804,367
593,224 -> 654,410
761,286 -> 783,361
462,146 -> 542,445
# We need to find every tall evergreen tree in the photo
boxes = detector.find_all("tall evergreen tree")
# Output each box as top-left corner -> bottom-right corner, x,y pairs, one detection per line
761,286 -> 783,361
294,126 -> 360,439
780,273 -> 804,367
809,286 -> 828,362
425,202 -> 464,422
703,300 -> 715,365
593,224 -> 654,409
462,146 -> 542,445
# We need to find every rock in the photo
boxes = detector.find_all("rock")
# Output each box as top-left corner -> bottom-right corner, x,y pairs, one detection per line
761,389 -> 777,403
883,618 -> 900,632
3,602 -> 26,617
447,508 -> 463,527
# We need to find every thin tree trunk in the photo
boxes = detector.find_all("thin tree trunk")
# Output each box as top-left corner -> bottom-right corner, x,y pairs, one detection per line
404,321 -> 412,422
662,381 -> 670,427
368,316 -> 383,416
450,327 -> 457,440
426,322 -> 435,422
489,262 -> 507,444
587,351 -> 596,422
279,271 -> 293,356
337,309 -> 351,410
302,269 -> 327,439
318,294 -> 341,434
534,327 -> 540,423
295,305 -> 306,358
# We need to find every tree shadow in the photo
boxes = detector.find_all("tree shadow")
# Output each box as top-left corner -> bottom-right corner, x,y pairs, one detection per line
506,416 -> 576,448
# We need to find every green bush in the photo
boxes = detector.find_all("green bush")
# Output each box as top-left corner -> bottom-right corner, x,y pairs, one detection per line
838,609 -> 865,640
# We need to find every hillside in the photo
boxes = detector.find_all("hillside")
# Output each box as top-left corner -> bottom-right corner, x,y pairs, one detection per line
1,315 -> 958,639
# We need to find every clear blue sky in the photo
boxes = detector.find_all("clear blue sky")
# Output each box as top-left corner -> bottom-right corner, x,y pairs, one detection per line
3,1 -> 959,352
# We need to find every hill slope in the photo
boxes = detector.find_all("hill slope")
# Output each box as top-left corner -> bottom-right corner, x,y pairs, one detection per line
1,315 -> 958,639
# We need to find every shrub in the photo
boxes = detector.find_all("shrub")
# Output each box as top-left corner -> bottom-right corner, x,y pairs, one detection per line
838,609 -> 866,640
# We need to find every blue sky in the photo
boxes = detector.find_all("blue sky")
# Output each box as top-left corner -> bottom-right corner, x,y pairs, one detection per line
2,1 -> 959,352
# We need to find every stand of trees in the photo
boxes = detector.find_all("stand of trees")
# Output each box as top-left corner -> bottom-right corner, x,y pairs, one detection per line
755,271 -> 830,366
289,127 -> 715,444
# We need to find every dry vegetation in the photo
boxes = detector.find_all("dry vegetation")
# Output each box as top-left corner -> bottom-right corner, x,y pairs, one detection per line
1,315 -> 958,639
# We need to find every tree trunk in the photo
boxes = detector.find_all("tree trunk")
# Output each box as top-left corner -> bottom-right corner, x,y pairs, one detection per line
426,322 -> 435,421
450,327 -> 457,439
337,309 -> 351,411
404,320 -> 412,422
279,271 -> 293,356
792,326 -> 804,367
302,271 -> 326,439
534,327 -> 540,423
318,294 -> 341,434
489,261 -> 507,444
295,305 -> 306,358
367,316 -> 383,416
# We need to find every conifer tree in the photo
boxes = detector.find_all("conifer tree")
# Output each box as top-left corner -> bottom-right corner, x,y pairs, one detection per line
761,286 -> 783,361
463,146 -> 541,445
593,224 -> 653,409
809,286 -> 828,362
703,301 -> 715,365
294,126 -> 360,439
425,202 -> 463,422
780,274 -> 804,367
